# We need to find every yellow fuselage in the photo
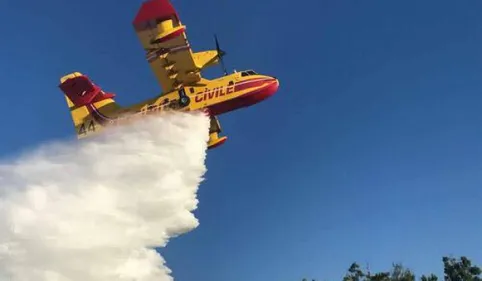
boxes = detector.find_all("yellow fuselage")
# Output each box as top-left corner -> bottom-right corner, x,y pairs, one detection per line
127,72 -> 278,116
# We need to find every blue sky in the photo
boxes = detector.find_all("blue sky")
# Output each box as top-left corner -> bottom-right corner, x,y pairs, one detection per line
1,0 -> 482,280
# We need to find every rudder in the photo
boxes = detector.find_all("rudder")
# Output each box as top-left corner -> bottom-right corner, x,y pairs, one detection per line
59,72 -> 120,138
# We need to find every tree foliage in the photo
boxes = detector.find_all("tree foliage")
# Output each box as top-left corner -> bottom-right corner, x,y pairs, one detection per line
310,256 -> 481,281
442,256 -> 482,281
342,262 -> 415,281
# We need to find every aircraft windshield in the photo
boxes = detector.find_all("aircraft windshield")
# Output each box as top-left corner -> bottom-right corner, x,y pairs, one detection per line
240,70 -> 258,77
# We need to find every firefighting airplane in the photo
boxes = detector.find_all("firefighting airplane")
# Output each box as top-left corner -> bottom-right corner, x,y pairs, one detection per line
58,0 -> 279,149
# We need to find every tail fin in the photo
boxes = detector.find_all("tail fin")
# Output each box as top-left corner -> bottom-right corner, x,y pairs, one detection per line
58,72 -> 121,138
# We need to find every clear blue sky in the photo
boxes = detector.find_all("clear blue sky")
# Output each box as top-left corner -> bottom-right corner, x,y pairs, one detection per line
1,0 -> 482,280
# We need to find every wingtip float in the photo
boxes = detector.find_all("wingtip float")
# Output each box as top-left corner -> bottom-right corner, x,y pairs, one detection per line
58,0 -> 279,150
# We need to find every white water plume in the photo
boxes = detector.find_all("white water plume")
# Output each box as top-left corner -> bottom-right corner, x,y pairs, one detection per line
0,111 -> 210,281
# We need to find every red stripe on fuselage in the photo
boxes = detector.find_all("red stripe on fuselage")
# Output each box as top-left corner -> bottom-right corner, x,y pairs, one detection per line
233,78 -> 273,92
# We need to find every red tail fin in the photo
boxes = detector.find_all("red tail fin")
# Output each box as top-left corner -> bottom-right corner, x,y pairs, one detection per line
59,73 -> 115,107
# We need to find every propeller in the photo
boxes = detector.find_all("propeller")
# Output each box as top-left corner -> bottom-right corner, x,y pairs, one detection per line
214,34 -> 228,76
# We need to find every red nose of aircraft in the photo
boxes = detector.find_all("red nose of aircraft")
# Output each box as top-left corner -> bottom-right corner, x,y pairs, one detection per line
208,76 -> 279,115
240,76 -> 279,106
263,77 -> 279,97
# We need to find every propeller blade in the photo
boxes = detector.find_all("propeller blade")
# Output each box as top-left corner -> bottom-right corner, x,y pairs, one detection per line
214,34 -> 228,76
215,34 -> 220,49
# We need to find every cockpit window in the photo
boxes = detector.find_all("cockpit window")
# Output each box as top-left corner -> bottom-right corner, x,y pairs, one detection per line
240,70 -> 258,77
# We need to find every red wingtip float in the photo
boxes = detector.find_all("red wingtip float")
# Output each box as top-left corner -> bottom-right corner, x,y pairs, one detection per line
133,0 -> 179,24
133,0 -> 185,44
58,0 -> 279,149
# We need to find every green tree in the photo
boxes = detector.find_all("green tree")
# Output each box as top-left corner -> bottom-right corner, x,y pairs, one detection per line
443,256 -> 482,281
342,263 -> 414,281
369,272 -> 391,281
421,274 -> 438,281
343,263 -> 366,281
337,256 -> 480,281
389,264 -> 415,281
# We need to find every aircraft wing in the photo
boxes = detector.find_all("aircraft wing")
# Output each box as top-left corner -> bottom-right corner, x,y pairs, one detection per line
133,0 -> 222,94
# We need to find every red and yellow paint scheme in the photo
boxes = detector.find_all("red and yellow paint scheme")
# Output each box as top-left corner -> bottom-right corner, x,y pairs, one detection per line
58,0 -> 279,149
